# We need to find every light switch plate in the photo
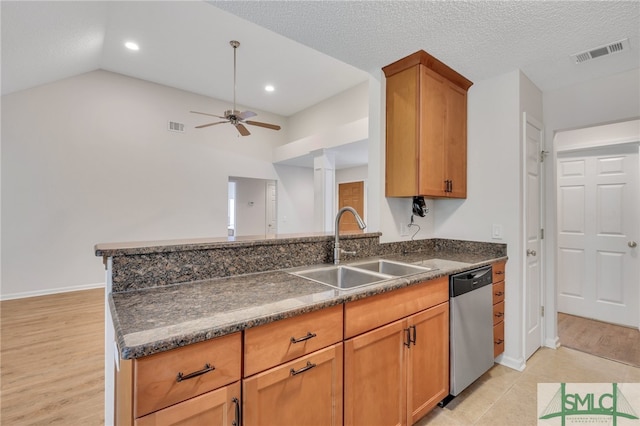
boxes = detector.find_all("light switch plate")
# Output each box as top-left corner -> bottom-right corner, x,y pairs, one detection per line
492,224 -> 503,239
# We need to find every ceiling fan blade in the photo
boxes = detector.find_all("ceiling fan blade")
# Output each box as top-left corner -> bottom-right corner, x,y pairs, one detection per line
195,121 -> 227,129
237,110 -> 257,120
245,120 -> 281,131
235,123 -> 251,136
190,111 -> 226,119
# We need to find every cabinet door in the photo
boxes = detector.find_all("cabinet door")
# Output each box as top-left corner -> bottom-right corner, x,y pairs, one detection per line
135,381 -> 240,426
243,344 -> 343,426
406,302 -> 449,424
444,82 -> 467,198
344,320 -> 406,426
385,66 -> 420,197
418,66 -> 447,197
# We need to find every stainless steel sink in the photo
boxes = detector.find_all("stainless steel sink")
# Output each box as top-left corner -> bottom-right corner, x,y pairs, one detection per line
349,259 -> 433,277
291,265 -> 390,290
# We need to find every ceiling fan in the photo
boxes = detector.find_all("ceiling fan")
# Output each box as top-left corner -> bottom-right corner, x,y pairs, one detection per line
190,40 -> 281,137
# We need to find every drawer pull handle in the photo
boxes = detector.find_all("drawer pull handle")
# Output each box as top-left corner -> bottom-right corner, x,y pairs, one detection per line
176,363 -> 215,382
495,312 -> 504,318
290,332 -> 317,344
232,397 -> 241,426
495,291 -> 504,296
495,271 -> 504,275
495,339 -> 504,345
290,361 -> 316,376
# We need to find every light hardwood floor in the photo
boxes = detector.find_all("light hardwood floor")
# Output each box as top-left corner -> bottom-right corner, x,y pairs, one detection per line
1,288 -> 105,425
2,289 -> 638,425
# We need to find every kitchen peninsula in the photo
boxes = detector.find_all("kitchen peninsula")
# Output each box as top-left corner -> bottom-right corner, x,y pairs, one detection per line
96,233 -> 507,425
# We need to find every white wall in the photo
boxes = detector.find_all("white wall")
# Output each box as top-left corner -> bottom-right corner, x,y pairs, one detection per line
0,70 -> 290,299
287,82 -> 369,141
273,164 -> 315,234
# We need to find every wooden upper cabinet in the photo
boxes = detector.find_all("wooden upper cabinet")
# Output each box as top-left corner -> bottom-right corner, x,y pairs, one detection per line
383,50 -> 472,198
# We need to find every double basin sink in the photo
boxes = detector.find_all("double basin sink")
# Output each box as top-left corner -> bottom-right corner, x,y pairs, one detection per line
290,259 -> 436,291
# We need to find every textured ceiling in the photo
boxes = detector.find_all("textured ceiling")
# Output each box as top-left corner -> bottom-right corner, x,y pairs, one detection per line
2,1 -> 639,119
214,0 -> 640,92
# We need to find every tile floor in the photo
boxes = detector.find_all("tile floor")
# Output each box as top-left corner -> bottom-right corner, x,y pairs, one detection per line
417,346 -> 640,425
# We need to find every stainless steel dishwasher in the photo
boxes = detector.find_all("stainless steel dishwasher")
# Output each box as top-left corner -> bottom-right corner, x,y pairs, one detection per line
441,265 -> 494,405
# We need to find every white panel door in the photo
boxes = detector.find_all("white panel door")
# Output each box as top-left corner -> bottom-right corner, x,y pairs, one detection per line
524,115 -> 543,360
556,145 -> 639,327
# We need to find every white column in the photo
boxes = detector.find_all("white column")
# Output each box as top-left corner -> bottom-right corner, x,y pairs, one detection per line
313,149 -> 336,232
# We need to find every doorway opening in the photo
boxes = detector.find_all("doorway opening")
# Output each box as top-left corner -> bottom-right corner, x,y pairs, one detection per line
228,177 -> 278,237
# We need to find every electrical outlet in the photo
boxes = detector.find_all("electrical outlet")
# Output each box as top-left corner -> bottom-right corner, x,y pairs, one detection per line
492,224 -> 503,240
400,222 -> 409,237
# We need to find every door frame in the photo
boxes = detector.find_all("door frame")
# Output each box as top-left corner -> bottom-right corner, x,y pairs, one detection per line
521,112 -> 545,359
551,120 -> 640,333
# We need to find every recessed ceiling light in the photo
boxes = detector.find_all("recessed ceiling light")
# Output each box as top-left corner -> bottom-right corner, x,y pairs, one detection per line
125,41 -> 139,51
265,85 -> 275,92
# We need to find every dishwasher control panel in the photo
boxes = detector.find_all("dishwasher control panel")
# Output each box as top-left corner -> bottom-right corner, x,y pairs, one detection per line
449,265 -> 493,297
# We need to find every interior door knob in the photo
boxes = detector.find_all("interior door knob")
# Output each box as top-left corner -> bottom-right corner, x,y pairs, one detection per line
526,249 -> 537,256
629,241 -> 638,248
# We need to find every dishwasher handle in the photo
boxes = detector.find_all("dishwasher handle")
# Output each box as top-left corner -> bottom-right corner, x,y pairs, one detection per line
450,266 -> 493,297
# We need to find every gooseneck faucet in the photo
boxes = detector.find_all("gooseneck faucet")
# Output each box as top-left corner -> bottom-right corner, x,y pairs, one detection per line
334,206 -> 367,265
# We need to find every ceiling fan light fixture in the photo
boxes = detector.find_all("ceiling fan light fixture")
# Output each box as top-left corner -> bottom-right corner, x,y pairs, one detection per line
190,40 -> 282,137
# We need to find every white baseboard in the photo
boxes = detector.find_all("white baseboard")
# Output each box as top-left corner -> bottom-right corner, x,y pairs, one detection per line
0,282 -> 105,301
497,355 -> 526,372
545,336 -> 560,349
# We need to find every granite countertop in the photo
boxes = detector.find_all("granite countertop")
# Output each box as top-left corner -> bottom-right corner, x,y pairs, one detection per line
110,251 -> 507,359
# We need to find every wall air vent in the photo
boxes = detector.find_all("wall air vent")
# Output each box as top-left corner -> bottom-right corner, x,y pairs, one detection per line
168,121 -> 185,133
570,38 -> 630,64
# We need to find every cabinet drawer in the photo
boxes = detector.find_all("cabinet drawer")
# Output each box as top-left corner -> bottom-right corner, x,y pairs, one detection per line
243,343 -> 343,426
493,321 -> 505,358
492,261 -> 505,283
344,277 -> 448,338
244,305 -> 343,377
493,301 -> 505,326
493,281 -> 505,305
135,381 -> 240,426
134,333 -> 241,418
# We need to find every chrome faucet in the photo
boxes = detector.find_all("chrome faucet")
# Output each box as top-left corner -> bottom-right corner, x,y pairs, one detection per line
334,206 -> 366,265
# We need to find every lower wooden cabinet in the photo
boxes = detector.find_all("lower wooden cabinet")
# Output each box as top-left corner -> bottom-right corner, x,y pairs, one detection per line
344,302 -> 449,426
492,261 -> 506,357
135,381 -> 241,426
243,343 -> 343,426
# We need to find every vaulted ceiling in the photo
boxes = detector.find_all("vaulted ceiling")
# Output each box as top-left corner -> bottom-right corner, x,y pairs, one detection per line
2,1 -> 639,118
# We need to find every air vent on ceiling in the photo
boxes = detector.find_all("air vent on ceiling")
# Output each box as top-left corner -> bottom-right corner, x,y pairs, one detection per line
168,121 -> 185,133
570,38 -> 630,64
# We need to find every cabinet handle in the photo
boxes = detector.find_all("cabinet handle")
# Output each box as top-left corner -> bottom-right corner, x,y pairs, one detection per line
232,397 -> 241,426
495,291 -> 504,296
290,332 -> 317,344
495,312 -> 504,318
495,339 -> 504,345
410,325 -> 417,345
290,361 -> 317,376
495,271 -> 504,275
176,363 -> 215,382
404,328 -> 411,347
